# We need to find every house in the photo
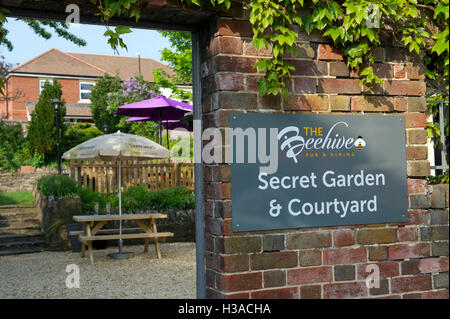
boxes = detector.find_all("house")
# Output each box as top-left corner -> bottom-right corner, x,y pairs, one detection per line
0,48 -> 189,122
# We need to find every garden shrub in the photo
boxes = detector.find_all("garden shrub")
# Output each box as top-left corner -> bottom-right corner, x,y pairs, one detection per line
0,121 -> 32,172
38,175 -> 78,199
62,123 -> 103,154
146,186 -> 194,211
78,187 -> 116,214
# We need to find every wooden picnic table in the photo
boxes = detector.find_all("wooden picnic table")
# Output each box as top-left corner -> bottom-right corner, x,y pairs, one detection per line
71,213 -> 173,264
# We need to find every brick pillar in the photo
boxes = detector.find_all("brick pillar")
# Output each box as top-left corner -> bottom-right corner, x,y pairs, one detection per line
200,13 -> 449,299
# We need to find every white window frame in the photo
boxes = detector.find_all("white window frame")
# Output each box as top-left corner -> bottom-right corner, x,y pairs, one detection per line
79,81 -> 95,102
39,79 -> 52,94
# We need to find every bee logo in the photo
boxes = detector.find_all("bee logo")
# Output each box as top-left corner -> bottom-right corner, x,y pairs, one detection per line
354,136 -> 366,150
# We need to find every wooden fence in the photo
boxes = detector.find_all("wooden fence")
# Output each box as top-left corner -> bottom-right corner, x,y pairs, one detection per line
69,160 -> 194,193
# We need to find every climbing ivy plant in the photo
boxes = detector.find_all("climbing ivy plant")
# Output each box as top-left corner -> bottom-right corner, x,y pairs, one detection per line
1,0 -> 449,97
92,0 -> 449,97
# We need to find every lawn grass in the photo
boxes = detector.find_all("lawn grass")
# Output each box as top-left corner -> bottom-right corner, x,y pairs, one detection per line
0,191 -> 34,206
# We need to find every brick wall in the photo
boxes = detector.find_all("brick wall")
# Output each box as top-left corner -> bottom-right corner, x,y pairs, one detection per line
200,14 -> 449,299
0,76 -> 83,121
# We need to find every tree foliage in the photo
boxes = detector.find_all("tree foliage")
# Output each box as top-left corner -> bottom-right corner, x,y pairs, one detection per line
0,8 -> 87,94
62,123 -> 104,154
106,76 -> 161,140
89,0 -> 449,98
89,73 -> 122,133
27,80 -> 66,162
153,31 -> 193,101
0,121 -> 29,172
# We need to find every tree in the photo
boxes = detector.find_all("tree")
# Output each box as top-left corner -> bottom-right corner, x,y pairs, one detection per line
27,80 -> 66,162
106,76 -> 161,140
62,123 -> 103,154
0,9 -> 87,94
89,73 -> 122,133
0,55 -> 23,118
153,31 -> 193,101
0,121 -> 29,172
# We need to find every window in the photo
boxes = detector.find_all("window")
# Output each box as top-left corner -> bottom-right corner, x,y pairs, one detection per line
79,82 -> 95,101
39,79 -> 51,94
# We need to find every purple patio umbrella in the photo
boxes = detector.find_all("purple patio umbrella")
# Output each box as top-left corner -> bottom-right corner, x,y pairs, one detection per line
116,95 -> 193,147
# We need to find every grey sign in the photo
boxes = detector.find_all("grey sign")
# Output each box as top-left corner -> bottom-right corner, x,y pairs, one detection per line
230,113 -> 408,232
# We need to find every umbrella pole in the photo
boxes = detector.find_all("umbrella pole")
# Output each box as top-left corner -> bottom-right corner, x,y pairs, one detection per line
159,109 -> 162,145
108,157 -> 134,260
118,159 -> 122,252
166,113 -> 169,150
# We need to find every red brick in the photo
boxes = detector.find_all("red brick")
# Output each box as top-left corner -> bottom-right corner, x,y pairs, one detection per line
406,63 -> 425,80
215,73 -> 244,91
243,40 -> 272,57
407,179 -> 428,194
284,95 -> 329,111
330,96 -> 351,111
216,91 -> 257,109
217,37 -> 243,55
251,287 -> 299,299
217,272 -> 262,292
369,246 -> 388,261
356,262 -> 400,279
20,165 -> 35,173
372,63 -> 393,78
395,97 -> 407,111
250,251 -> 298,270
389,243 -> 430,260
407,210 -> 430,225
216,236 -> 261,254
422,290 -> 449,299
287,60 -> 328,76
407,161 -> 430,177
391,275 -> 432,293
318,78 -> 361,94
394,64 -> 406,78
213,55 -> 258,73
206,217 -> 224,236
398,227 -> 418,242
259,94 -> 282,110
216,18 -> 253,37
204,183 -> 231,200
223,292 -> 250,299
328,62 -> 350,76
407,129 -> 428,144
323,247 -> 367,265
218,254 -> 250,273
323,282 -> 368,298
299,250 -> 322,266
318,44 -> 343,60
333,230 -> 355,247
351,96 -> 394,112
263,270 -> 286,288
300,285 -> 322,299
287,266 -> 333,285
384,80 -> 426,96
404,113 -> 427,128
419,257 -> 449,273
401,260 -> 420,275
294,77 -> 316,93
245,75 -> 263,91
407,146 -> 428,160
286,231 -> 332,249
357,228 -> 397,245
407,97 -> 427,112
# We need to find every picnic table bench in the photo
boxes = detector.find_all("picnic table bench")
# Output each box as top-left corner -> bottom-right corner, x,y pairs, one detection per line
70,213 -> 173,264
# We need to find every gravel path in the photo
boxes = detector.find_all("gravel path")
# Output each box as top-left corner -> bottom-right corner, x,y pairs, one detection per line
0,242 -> 196,299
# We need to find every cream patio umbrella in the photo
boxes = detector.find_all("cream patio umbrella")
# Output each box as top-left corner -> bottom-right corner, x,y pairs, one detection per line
62,130 -> 171,259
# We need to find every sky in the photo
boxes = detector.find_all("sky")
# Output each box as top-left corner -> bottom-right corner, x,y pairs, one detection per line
0,19 -> 172,67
